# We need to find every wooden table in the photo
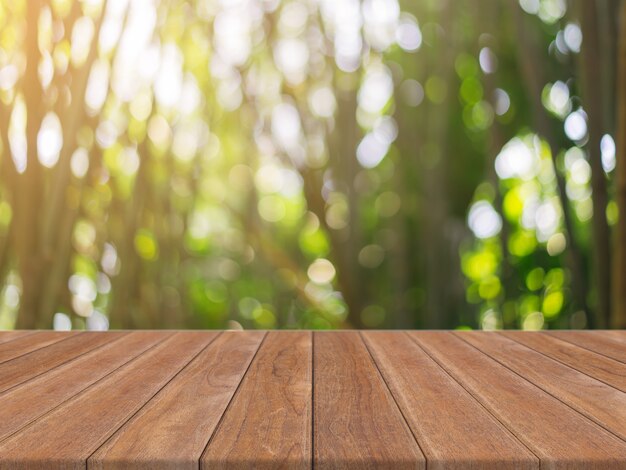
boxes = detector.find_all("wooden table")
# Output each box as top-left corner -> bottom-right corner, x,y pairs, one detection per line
0,330 -> 624,469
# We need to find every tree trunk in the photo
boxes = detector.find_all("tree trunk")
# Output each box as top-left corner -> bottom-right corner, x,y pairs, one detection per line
15,0 -> 44,329
326,88 -> 365,328
579,0 -> 612,328
612,0 -> 626,328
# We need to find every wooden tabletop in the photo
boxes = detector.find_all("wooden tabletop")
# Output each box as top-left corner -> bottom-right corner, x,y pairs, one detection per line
0,331 -> 624,469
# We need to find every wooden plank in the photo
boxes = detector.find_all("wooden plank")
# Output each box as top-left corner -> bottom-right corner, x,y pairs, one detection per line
0,330 -> 623,468
604,330 -> 626,342
0,331 -> 125,394
313,332 -> 425,470
0,331 -> 218,470
502,331 -> 626,393
0,331 -> 77,364
547,331 -> 626,364
410,331 -> 626,469
202,331 -> 311,470
363,332 -> 538,470
90,331 -> 265,470
0,331 -> 170,442
458,331 -> 626,442
0,330 -> 35,345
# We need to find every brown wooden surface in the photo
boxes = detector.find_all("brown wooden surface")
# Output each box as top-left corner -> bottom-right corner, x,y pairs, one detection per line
0,331 -> 123,393
0,332 -> 215,469
0,331 -> 77,365
547,330 -> 626,363
0,330 -> 624,469
411,332 -> 626,469
91,331 -> 264,470
202,331 -> 312,470
457,332 -> 626,441
314,332 -> 424,469
0,330 -> 35,346
502,330 -> 626,392
363,332 -> 537,469
0,331 -> 169,442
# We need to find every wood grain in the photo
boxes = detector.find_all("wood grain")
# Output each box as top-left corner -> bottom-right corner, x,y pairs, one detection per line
457,331 -> 626,442
90,331 -> 265,470
0,331 -> 35,345
604,330 -> 626,342
202,331 -> 312,470
0,331 -> 169,442
314,332 -> 425,470
0,331 -> 124,393
0,330 -> 623,469
502,331 -> 626,392
410,331 -> 626,469
547,331 -> 626,363
363,332 -> 538,470
0,331 -> 77,364
0,332 -> 217,469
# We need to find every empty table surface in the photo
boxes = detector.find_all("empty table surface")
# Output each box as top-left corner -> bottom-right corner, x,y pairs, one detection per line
0,330 -> 624,469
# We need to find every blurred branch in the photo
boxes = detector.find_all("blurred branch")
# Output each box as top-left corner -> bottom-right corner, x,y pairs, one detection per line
252,228 -> 351,326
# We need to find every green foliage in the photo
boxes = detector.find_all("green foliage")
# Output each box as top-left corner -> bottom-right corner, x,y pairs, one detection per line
0,0 -> 616,331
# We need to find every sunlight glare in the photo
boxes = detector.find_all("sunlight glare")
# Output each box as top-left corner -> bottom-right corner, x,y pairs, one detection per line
358,66 -> 393,114
37,112 -> 63,168
468,201 -> 502,239
564,109 -> 587,142
601,134 -> 616,173
495,137 -> 537,180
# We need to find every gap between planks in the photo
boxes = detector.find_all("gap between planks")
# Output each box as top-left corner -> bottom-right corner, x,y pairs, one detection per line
402,332 -> 542,467
86,331 -> 227,466
409,332 -> 626,468
0,332 -> 127,396
196,331 -> 268,463
500,332 -> 626,395
546,331 -> 626,364
453,332 -> 626,445
0,331 -> 624,469
502,331 -> 626,393
0,332 -> 173,447
358,332 -> 428,461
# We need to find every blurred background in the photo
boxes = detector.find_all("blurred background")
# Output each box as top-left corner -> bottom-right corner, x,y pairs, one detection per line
0,0 -> 625,331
